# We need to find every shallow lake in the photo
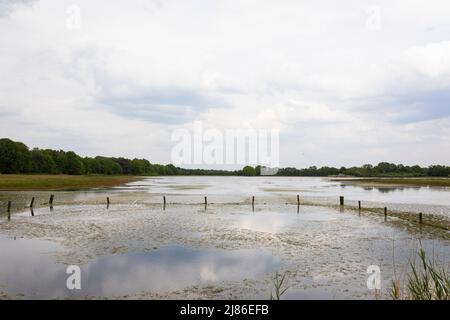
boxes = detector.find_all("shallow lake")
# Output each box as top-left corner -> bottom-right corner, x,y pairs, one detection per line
123,176 -> 450,207
0,176 -> 449,299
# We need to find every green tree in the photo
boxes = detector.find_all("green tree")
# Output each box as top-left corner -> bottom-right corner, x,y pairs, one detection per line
63,151 -> 85,175
112,158 -> 132,174
428,165 -> 450,177
0,138 -> 32,173
242,166 -> 256,176
165,164 -> 178,175
30,148 -> 57,173
130,159 -> 154,175
87,157 -> 122,175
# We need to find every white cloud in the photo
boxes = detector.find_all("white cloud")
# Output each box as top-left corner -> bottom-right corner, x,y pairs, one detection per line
403,41 -> 450,78
1,0 -> 450,167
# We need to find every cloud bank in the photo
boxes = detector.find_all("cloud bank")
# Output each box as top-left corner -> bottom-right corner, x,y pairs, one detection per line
1,0 -> 450,168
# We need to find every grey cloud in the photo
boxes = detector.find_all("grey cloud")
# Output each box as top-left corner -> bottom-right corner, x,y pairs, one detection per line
352,89 -> 450,124
55,48 -> 223,125
392,90 -> 450,123
98,88 -> 222,124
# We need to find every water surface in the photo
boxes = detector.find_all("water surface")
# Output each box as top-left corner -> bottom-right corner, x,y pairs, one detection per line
0,234 -> 280,299
0,176 -> 449,299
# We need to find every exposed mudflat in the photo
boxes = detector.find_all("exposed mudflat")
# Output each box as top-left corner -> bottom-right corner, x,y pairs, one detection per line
0,177 -> 449,299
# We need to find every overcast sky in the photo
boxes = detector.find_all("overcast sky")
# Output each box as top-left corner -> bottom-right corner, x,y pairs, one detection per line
1,0 -> 450,168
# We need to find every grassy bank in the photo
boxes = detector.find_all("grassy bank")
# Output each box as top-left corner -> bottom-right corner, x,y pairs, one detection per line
333,177 -> 450,187
0,174 -> 139,190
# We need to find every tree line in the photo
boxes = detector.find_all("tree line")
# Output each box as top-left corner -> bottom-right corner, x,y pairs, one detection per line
0,138 -> 242,176
0,138 -> 449,177
274,163 -> 450,177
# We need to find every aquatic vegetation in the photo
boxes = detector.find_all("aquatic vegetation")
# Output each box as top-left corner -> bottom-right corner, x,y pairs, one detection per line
391,248 -> 450,300
270,272 -> 290,300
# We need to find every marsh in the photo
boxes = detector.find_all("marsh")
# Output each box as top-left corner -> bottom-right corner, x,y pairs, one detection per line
0,176 -> 449,299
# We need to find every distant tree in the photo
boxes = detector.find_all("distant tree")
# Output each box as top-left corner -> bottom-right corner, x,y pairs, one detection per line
361,164 -> 374,177
1,137 -> 449,178
130,159 -> 156,175
317,166 -> 340,176
84,157 -> 122,175
152,164 -> 167,175
410,165 -> 426,176
0,138 -> 32,173
303,166 -> 318,176
375,162 -> 398,175
242,166 -> 256,176
30,148 -> 57,173
82,157 -> 95,174
47,150 -> 67,173
63,151 -> 85,175
97,157 -> 122,175
112,158 -> 132,175
428,165 -> 450,177
165,164 -> 178,175
277,167 -> 300,176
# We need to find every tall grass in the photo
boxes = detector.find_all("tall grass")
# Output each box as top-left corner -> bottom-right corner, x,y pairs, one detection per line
0,174 -> 137,190
391,248 -> 450,300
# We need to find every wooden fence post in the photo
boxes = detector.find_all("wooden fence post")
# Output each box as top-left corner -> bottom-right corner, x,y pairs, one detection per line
30,197 -> 35,208
340,196 -> 344,206
7,201 -> 11,221
163,195 -> 166,210
49,194 -> 54,206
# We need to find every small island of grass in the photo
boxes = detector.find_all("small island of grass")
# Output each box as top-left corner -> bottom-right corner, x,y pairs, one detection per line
0,175 -> 138,191
332,177 -> 450,187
